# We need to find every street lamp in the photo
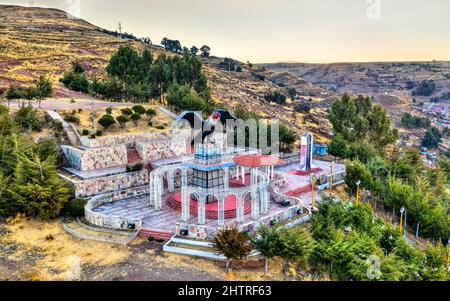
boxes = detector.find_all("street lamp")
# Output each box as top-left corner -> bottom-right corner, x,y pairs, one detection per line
329,161 -> 335,196
399,207 -> 406,235
355,180 -> 361,206
311,174 -> 317,211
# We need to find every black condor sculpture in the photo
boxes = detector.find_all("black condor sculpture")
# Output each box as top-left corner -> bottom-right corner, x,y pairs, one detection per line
172,109 -> 237,144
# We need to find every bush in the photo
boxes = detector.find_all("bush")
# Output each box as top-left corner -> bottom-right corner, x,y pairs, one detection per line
146,108 -> 156,121
81,129 -> 90,136
14,106 -> 43,132
121,108 -> 133,116
147,121 -> 153,127
78,108 -> 83,113
155,125 -> 165,130
131,112 -> 141,125
64,114 -> 80,124
116,114 -> 129,128
106,107 -> 113,115
132,105 -> 146,115
95,130 -> 103,136
51,119 -> 63,132
62,198 -> 87,217
98,114 -> 116,130
126,163 -> 144,172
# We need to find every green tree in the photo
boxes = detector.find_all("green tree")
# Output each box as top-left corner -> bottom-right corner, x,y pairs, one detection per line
130,112 -> 141,126
421,127 -> 442,149
14,106 -> 42,132
145,108 -> 157,122
344,160 -> 372,194
132,105 -> 146,115
212,225 -> 253,273
98,114 -> 116,130
252,225 -> 282,274
116,115 -> 130,129
278,228 -> 316,274
35,75 -> 53,107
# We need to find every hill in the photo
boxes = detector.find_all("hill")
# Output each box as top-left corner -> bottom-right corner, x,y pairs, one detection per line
0,4 -> 331,143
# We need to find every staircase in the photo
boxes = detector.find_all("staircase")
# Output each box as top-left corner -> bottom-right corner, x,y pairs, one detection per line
139,228 -> 174,241
47,110 -> 82,146
166,195 -> 252,219
284,184 -> 312,197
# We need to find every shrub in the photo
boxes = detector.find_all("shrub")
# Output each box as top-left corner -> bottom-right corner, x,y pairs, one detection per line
132,105 -> 146,115
14,106 -> 43,131
116,114 -> 129,128
121,108 -> 133,116
81,129 -> 90,136
126,163 -> 144,172
62,198 -> 87,217
131,112 -> 141,125
78,108 -> 83,113
64,114 -> 80,124
147,121 -> 153,127
98,114 -> 116,130
51,119 -> 63,132
155,125 -> 165,130
146,108 -> 157,121
106,107 -> 113,115
95,130 -> 103,136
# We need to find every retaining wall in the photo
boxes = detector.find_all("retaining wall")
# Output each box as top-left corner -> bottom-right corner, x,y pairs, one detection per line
136,137 -> 188,161
61,145 -> 128,171
73,170 -> 149,198
80,133 -> 170,148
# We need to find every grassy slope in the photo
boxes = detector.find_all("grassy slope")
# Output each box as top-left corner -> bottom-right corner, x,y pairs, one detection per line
0,4 -> 331,143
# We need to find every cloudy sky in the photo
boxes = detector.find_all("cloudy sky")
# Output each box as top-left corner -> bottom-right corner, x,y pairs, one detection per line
2,0 -> 450,63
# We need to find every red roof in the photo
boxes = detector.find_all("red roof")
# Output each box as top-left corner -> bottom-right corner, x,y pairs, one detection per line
233,154 -> 284,167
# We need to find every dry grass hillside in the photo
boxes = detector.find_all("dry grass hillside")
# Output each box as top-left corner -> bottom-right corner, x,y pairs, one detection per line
0,4 -> 331,142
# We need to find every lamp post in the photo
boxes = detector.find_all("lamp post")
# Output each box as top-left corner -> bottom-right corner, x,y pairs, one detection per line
329,161 -> 335,196
355,180 -> 361,206
399,207 -> 405,235
311,174 -> 317,211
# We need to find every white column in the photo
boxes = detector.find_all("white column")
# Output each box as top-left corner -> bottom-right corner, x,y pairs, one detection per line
241,166 -> 245,184
198,197 -> 206,225
271,166 -> 274,179
251,190 -> 260,220
168,171 -> 175,193
236,196 -> 244,223
223,167 -> 229,190
250,168 -> 260,220
155,177 -> 162,210
236,166 -> 240,180
181,170 -> 189,221
218,197 -> 225,226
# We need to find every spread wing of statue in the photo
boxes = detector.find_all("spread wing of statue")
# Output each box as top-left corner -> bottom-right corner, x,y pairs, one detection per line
172,109 -> 237,144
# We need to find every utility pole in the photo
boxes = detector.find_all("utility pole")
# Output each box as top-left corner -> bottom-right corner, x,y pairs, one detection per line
355,180 -> 361,206
118,22 -> 123,38
329,161 -> 334,196
311,174 -> 316,212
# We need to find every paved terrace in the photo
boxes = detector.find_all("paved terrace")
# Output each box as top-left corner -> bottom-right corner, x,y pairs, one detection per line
276,160 -> 345,194
91,192 -> 318,232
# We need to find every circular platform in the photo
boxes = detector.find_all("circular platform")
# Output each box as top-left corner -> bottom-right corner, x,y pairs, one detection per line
167,192 -> 252,219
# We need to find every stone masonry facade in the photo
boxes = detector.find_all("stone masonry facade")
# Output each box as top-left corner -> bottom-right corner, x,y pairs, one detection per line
136,137 -> 188,161
61,145 -> 128,171
73,170 -> 149,198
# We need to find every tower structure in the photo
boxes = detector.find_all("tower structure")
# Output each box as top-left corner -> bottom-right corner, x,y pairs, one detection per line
299,133 -> 314,171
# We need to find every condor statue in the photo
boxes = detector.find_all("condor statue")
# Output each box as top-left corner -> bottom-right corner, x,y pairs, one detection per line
172,109 -> 237,144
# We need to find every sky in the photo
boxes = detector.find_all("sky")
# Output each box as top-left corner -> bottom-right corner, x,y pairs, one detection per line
2,0 -> 450,63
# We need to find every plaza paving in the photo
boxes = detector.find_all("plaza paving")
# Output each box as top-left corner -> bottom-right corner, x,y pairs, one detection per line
90,161 -> 332,233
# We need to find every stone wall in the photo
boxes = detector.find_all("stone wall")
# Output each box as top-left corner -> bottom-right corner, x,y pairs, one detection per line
61,145 -> 128,171
73,170 -> 149,198
80,133 -> 170,148
85,185 -> 149,231
136,137 -> 188,162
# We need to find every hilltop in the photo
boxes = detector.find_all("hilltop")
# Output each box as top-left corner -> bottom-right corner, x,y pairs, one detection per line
0,4 -> 332,143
